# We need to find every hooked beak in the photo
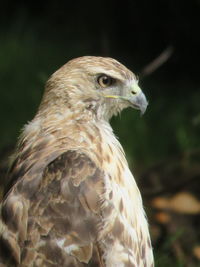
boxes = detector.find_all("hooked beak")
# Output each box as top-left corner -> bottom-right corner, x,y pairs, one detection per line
104,83 -> 148,115
128,83 -> 148,115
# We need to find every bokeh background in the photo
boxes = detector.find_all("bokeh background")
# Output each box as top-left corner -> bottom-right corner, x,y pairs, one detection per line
0,0 -> 200,266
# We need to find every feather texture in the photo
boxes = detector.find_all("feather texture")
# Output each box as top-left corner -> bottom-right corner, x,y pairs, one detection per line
0,56 -> 154,266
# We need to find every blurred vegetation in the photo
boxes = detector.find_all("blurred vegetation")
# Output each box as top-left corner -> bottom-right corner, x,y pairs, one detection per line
0,1 -> 200,266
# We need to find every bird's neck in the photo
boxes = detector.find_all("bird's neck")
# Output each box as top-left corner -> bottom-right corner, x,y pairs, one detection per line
16,111 -> 125,172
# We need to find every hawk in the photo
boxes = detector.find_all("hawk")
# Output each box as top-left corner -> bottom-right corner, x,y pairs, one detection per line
0,56 -> 154,266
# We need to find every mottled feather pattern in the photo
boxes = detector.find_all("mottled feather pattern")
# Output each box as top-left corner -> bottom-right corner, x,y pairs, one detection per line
1,151 -> 104,266
0,56 -> 154,266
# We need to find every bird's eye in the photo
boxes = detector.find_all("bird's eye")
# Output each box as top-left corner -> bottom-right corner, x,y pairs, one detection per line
97,75 -> 114,88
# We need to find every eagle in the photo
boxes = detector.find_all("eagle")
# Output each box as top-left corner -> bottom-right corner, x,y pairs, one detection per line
0,56 -> 154,266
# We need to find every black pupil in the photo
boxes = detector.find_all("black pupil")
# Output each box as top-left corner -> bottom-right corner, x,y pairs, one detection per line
102,76 -> 110,85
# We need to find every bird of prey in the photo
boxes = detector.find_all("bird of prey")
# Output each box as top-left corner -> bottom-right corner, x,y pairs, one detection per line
0,56 -> 154,266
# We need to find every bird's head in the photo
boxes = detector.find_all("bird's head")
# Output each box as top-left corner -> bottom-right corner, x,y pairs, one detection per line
39,56 -> 148,121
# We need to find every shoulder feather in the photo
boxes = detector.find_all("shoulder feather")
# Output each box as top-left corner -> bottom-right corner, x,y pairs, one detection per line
0,150 -> 106,266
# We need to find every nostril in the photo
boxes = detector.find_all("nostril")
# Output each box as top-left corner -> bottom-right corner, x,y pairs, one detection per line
131,90 -> 137,95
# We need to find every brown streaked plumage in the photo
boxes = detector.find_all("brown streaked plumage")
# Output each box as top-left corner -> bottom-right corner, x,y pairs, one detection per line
0,56 -> 154,266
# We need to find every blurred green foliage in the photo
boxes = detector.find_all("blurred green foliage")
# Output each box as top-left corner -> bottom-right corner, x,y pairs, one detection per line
154,229 -> 185,267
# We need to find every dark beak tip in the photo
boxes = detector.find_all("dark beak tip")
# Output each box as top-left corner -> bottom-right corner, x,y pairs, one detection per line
140,101 -> 148,116
129,91 -> 148,115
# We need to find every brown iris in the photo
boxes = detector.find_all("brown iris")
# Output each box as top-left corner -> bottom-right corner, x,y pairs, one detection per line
97,75 -> 114,88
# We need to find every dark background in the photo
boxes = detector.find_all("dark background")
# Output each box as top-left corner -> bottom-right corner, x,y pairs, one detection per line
0,0 -> 200,265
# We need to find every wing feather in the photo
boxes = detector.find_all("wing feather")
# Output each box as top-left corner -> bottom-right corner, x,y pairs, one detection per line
0,150 -> 106,266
